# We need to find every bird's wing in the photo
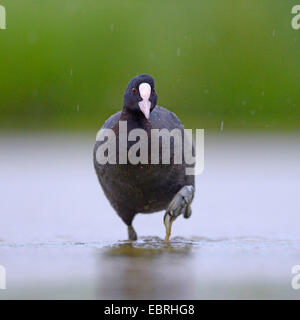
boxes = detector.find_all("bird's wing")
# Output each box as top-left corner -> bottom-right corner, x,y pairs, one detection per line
93,111 -> 121,170
101,111 -> 122,129
149,105 -> 184,131
150,105 -> 195,186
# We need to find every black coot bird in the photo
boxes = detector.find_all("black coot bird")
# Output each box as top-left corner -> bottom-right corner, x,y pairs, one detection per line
93,74 -> 195,241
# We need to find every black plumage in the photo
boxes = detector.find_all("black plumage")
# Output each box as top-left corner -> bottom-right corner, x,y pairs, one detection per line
93,74 -> 195,240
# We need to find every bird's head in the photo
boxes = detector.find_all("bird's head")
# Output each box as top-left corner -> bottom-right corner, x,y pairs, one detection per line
123,74 -> 158,119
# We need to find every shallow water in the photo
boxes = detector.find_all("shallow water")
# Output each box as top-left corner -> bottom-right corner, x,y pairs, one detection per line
0,132 -> 300,299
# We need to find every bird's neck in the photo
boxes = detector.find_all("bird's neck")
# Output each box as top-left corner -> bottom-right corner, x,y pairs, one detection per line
119,108 -> 152,132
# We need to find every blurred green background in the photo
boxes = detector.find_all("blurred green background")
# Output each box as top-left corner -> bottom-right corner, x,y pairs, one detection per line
0,0 -> 299,131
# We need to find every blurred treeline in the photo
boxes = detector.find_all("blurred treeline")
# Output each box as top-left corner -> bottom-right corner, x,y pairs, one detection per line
0,0 -> 299,131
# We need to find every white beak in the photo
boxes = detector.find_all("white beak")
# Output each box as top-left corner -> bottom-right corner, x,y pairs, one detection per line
138,82 -> 151,119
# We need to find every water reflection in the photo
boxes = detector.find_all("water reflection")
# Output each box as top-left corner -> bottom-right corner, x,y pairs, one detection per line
96,237 -> 197,299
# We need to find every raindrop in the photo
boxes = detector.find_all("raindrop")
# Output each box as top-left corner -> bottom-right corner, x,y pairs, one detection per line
261,90 -> 264,96
272,29 -> 276,37
110,24 -> 114,32
176,48 -> 181,56
204,89 -> 209,94
242,100 -> 247,106
70,69 -> 73,76
220,121 -> 224,131
77,105 -> 80,112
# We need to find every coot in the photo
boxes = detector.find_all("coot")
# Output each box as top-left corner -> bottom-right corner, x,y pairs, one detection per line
93,74 -> 195,241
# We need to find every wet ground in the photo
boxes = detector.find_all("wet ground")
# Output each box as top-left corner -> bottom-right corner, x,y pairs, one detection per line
0,132 -> 300,299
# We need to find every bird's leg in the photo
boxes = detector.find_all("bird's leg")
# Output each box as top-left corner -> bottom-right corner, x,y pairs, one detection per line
119,211 -> 137,241
128,225 -> 138,241
163,185 -> 194,242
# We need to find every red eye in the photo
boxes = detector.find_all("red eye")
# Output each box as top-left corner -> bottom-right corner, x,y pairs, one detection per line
132,88 -> 137,94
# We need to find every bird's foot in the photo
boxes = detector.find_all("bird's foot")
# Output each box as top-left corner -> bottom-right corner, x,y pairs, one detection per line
164,185 -> 194,242
128,225 -> 138,241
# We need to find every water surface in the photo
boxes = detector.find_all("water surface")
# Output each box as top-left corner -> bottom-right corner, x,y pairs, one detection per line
0,132 -> 299,299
